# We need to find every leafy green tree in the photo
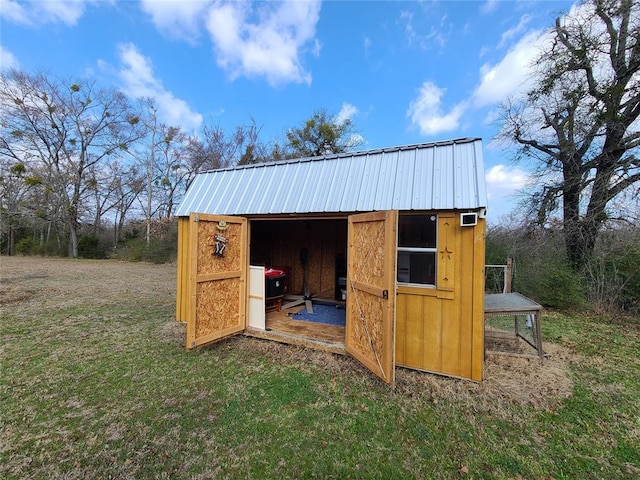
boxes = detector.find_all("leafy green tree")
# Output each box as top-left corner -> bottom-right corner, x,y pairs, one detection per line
284,108 -> 363,158
497,0 -> 640,271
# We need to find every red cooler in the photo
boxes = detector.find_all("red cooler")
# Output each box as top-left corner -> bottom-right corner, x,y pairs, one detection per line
264,268 -> 286,298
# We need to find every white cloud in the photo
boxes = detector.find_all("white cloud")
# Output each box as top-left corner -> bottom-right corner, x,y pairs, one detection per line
406,6 -> 562,139
484,164 -> 532,217
472,29 -> 548,108
40,0 -> 91,25
139,0 -> 210,43
497,14 -> 532,49
0,46 -> 19,70
336,103 -> 358,125
116,43 -> 203,131
0,0 -> 30,25
407,82 -> 466,135
472,2 -> 601,111
205,1 -> 321,86
485,164 -> 530,200
485,164 -> 531,218
0,0 -> 107,26
137,1 -> 322,86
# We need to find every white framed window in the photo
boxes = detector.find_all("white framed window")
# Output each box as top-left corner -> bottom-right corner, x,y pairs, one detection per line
397,214 -> 437,286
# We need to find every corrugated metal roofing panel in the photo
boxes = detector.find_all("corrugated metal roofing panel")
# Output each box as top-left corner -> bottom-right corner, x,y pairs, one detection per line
235,166 -> 261,214
245,164 -> 275,213
307,160 -> 334,212
323,157 -> 350,212
175,138 -> 487,217
356,153 -> 381,210
339,155 -> 362,211
432,143 -> 451,210
411,146 -> 434,208
394,148 -> 416,209
373,151 -> 398,211
474,140 -> 488,207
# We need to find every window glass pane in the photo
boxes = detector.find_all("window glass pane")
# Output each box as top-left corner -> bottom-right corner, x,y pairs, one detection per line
398,215 -> 437,248
397,251 -> 436,285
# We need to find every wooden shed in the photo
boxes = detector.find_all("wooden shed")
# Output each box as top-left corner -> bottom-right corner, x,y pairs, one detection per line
175,138 -> 487,384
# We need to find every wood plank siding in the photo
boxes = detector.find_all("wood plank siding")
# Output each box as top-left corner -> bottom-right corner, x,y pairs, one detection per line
395,214 -> 485,381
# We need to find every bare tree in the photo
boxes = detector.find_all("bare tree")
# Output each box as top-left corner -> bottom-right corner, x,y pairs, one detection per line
497,0 -> 640,271
109,161 -> 144,246
0,162 -> 32,254
135,99 -> 160,246
154,125 -> 190,218
0,70 -> 146,257
186,118 -> 266,173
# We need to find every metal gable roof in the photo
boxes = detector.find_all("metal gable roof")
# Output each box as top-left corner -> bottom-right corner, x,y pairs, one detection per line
175,137 -> 488,217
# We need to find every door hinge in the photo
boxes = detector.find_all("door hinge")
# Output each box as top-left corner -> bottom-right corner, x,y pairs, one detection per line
194,214 -> 199,222
382,290 -> 389,299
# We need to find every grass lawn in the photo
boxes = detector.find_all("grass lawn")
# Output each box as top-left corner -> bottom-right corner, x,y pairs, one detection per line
1,256 -> 639,479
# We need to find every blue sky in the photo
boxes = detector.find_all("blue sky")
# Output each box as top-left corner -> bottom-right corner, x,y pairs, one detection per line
1,0 -> 577,220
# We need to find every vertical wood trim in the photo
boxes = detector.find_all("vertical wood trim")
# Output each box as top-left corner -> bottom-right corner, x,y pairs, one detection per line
175,217 -> 190,322
471,218 -> 486,381
186,213 -> 199,348
384,210 -> 398,383
437,214 -> 455,291
458,217 -> 473,379
239,217 -> 248,329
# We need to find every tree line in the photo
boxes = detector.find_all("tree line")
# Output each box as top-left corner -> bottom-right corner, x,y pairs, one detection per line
2,0 -> 639,314
0,69 -> 361,258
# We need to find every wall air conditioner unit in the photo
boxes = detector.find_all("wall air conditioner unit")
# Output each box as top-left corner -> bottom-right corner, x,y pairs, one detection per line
460,212 -> 478,227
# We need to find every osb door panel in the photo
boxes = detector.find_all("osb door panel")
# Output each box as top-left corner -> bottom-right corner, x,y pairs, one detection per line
346,210 -> 397,385
187,213 -> 248,350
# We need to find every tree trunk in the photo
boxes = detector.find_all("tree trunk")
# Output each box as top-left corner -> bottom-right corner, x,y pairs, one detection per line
562,154 -> 585,270
8,224 -> 14,256
69,219 -> 78,258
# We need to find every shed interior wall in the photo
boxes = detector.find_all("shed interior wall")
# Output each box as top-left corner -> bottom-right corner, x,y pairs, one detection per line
250,219 -> 348,300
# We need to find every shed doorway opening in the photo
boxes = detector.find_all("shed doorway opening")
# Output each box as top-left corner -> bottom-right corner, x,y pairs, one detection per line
248,218 -> 348,348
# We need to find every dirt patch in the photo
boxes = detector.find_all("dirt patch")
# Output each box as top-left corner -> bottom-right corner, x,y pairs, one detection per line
0,283 -> 37,305
0,265 -> 49,304
160,320 -> 187,346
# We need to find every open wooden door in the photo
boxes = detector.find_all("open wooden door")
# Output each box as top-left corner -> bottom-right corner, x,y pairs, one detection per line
186,213 -> 248,350
346,210 -> 398,385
